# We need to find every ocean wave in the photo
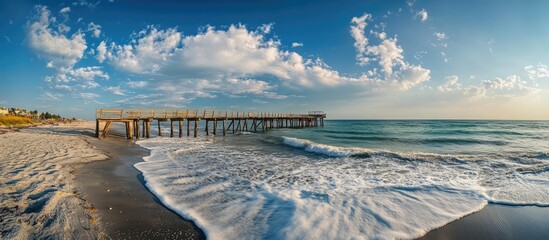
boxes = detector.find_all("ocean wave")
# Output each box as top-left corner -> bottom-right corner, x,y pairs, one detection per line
135,136 -> 549,240
282,136 -> 368,157
325,134 -> 508,146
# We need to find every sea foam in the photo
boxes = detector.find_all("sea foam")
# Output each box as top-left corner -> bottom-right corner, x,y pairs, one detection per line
135,135 -> 549,239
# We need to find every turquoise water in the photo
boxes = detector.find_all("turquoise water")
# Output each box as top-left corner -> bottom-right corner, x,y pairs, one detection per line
135,120 -> 549,239
263,120 -> 549,155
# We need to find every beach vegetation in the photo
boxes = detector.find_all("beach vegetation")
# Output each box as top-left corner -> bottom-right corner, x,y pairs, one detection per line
0,115 -> 36,126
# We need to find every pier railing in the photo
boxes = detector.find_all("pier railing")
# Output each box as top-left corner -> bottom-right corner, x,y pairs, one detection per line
96,109 -> 326,120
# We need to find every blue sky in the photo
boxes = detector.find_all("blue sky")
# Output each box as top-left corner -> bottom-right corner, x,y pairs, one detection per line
1,0 -> 548,119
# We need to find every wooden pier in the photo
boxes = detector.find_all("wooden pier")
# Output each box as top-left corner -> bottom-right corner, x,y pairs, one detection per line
95,109 -> 326,139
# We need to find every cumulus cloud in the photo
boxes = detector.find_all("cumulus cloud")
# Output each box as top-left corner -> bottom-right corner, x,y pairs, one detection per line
27,5 -> 87,71
446,75 -> 539,99
366,38 -> 405,75
107,26 -> 181,73
104,24 -> 351,90
291,42 -> 303,47
78,92 -> 100,103
416,9 -> 428,22
437,75 -> 461,92
104,86 -> 126,95
350,13 -> 372,65
481,75 -> 524,90
87,22 -> 101,38
68,66 -> 109,81
524,64 -> 549,80
350,12 -> 431,90
126,80 -> 148,88
96,41 -> 107,63
59,7 -> 71,13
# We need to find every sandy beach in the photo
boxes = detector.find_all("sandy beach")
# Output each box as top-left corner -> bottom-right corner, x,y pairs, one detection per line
0,122 -> 109,239
0,122 -> 204,239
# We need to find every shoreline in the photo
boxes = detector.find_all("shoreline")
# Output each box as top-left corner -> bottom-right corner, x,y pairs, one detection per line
76,127 -> 206,239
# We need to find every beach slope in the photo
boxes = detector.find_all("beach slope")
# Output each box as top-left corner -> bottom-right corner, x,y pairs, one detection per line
0,123 -> 108,239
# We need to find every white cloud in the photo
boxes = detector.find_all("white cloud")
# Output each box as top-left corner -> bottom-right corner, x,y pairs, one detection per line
350,13 -> 431,90
481,75 -> 522,90
407,0 -> 415,7
87,22 -> 101,38
437,75 -> 461,92
40,91 -> 63,101
366,38 -> 405,75
78,92 -> 99,101
44,66 -> 108,91
434,32 -> 447,40
104,86 -> 126,95
72,0 -> 100,8
524,64 -> 549,80
463,86 -> 486,98
105,25 -> 350,89
27,5 -> 87,71
291,42 -> 303,47
59,7 -> 71,14
389,65 -> 431,90
450,75 -> 538,99
68,66 -> 109,81
96,41 -> 107,63
350,13 -> 372,65
107,26 -> 181,73
258,23 -> 273,34
416,9 -> 428,22
126,80 -> 148,88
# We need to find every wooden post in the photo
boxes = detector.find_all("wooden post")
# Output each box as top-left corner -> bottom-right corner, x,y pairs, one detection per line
124,122 -> 128,138
95,119 -> 100,138
142,120 -> 146,138
205,120 -> 209,136
222,120 -> 226,136
187,119 -> 190,136
128,121 -> 133,139
179,120 -> 183,137
102,121 -> 112,139
158,120 -> 162,136
135,120 -> 140,139
213,120 -> 217,135
170,120 -> 174,137
232,120 -> 235,133
146,121 -> 151,138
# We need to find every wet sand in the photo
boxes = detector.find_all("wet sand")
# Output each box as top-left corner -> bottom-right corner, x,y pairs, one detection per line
76,132 -> 205,239
420,204 -> 549,239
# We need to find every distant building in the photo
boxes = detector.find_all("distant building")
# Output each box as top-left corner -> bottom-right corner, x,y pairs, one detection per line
0,107 -> 8,115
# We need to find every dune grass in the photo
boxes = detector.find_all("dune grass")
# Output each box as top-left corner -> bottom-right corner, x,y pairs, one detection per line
0,115 -> 36,126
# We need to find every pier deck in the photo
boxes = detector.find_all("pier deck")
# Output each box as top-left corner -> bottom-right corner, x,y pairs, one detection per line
95,109 -> 326,139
